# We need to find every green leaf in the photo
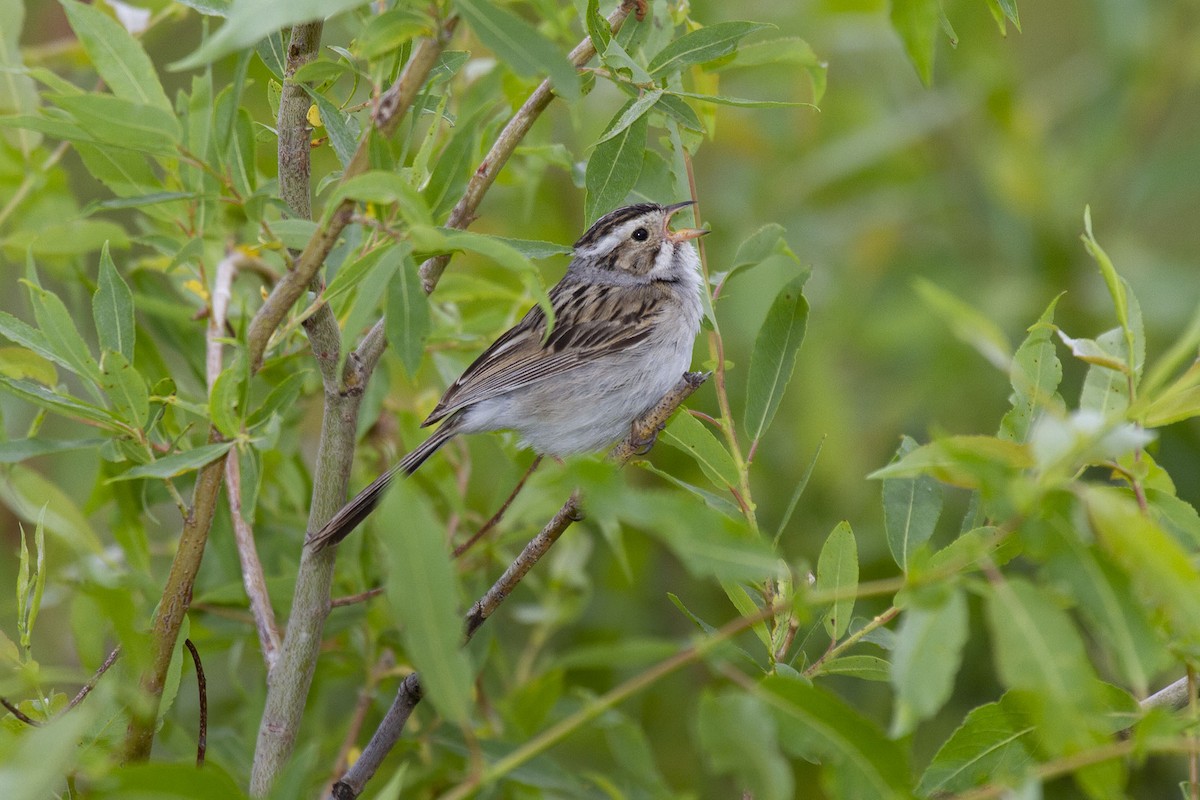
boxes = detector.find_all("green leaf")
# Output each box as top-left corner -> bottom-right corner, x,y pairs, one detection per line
890,0 -> 939,85
744,276 -> 809,443
647,21 -> 772,78
0,346 -> 56,385
307,88 -> 359,169
813,655 -> 891,682
709,37 -> 828,104
917,696 -> 1035,795
870,435 -> 1033,489
386,251 -> 430,377
665,90 -> 809,109
890,588 -> 968,735
760,675 -> 912,798
209,352 -> 247,438
882,436 -> 944,571
24,281 -> 101,387
698,691 -> 792,800
594,89 -> 663,146
356,8 -> 432,60
984,577 -> 1099,706
1086,487 -> 1200,652
0,376 -> 121,430
0,464 -> 104,554
0,0 -> 41,154
0,438 -> 106,464
916,279 -> 1011,371
0,699 -> 95,800
331,171 -> 432,226
59,0 -> 172,112
453,0 -> 580,102
100,349 -> 149,427
815,521 -> 857,640
93,762 -> 248,800
47,94 -> 180,155
110,441 -> 234,481
325,243 -> 407,310
173,0 -> 371,69
0,218 -> 130,259
92,243 -> 136,363
384,479 -> 473,723
661,412 -> 738,489
999,294 -> 1064,442
1075,327 -> 1131,414
585,0 -> 612,51
584,100 -> 648,223
0,312 -> 61,371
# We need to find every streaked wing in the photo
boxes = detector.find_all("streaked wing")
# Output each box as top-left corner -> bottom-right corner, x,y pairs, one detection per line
423,279 -> 666,425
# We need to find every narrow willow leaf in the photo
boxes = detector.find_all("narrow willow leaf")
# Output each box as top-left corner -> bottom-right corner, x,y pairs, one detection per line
869,435 -> 1032,489
0,464 -> 104,554
332,171 -> 432,226
985,577 -> 1099,704
647,21 -> 772,78
0,311 -> 62,370
0,437 -> 107,464
386,252 -> 430,377
0,376 -> 120,429
247,370 -> 309,429
384,479 -> 473,723
995,0 -> 1021,29
110,441 -> 234,481
666,90 -> 809,109
744,276 -> 808,443
761,675 -> 912,797
815,521 -> 857,640
585,0 -> 612,51
92,243 -> 136,362
890,0 -> 939,85
0,346 -> 56,386
661,412 -> 739,489
307,88 -> 359,169
813,655 -> 890,682
0,0 -> 41,154
917,696 -> 1034,795
356,8 -> 431,60
1081,207 -> 1129,334
999,294 -> 1064,443
774,436 -> 823,543
882,436 -> 944,571
698,691 -> 793,800
585,101 -> 648,223
100,350 -> 149,427
1076,327 -> 1130,414
1086,487 -> 1200,651
916,279 -> 1011,371
173,0 -> 369,69
595,89 -> 663,146
47,94 -> 180,155
227,107 -> 256,196
24,281 -> 101,386
60,0 -> 172,112
653,93 -> 704,132
454,0 -> 580,102
890,588 -> 968,735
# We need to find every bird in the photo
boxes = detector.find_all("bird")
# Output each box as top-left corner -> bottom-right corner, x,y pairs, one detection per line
306,200 -> 708,551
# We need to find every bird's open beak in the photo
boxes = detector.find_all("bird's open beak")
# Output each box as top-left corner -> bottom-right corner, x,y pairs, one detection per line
664,200 -> 709,243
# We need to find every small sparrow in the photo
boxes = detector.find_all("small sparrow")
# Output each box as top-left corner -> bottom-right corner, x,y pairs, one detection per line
307,201 -> 707,551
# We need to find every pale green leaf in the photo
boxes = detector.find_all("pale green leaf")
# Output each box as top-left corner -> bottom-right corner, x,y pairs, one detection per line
890,0 -> 939,85
890,589 -> 968,735
110,441 -> 234,481
647,21 -> 772,78
585,100 -> 648,223
0,438 -> 107,464
813,655 -> 891,682
100,349 -> 149,427
60,0 -> 172,112
0,376 -> 121,430
661,412 -> 738,489
384,480 -> 473,723
916,279 -> 1011,371
24,281 -> 101,386
386,251 -> 430,377
47,94 -> 180,155
92,243 -> 136,362
882,436 -> 943,571
815,521 -> 857,640
454,0 -> 580,102
999,294 -> 1064,442
917,696 -> 1034,795
0,0 -> 41,154
744,276 -> 809,443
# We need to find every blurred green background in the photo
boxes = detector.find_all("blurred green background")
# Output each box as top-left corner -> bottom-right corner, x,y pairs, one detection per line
5,0 -> 1200,795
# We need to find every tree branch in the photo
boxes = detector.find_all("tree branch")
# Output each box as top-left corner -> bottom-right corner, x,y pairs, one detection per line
417,2 -> 636,293
328,372 -> 708,800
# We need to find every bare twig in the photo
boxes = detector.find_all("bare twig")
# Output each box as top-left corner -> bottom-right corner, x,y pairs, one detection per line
453,456 -> 543,558
184,639 -> 208,767
324,652 -> 396,796
1143,675 -> 1194,712
417,1 -> 637,293
331,586 -> 386,608
331,674 -> 424,800
66,646 -> 121,712
225,452 -> 282,669
0,696 -> 40,726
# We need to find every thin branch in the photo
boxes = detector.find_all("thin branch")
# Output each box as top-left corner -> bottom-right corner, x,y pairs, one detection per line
325,652 -> 396,797
331,587 -> 386,608
418,1 -> 637,293
1143,674 -> 1194,712
225,452 -> 282,669
184,639 -> 208,767
453,456 -> 542,558
804,606 -> 900,677
330,372 -> 709,800
0,696 -> 40,726
66,645 -> 121,712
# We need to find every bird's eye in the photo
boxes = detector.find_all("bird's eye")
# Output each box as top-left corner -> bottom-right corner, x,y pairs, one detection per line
631,227 -> 649,241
